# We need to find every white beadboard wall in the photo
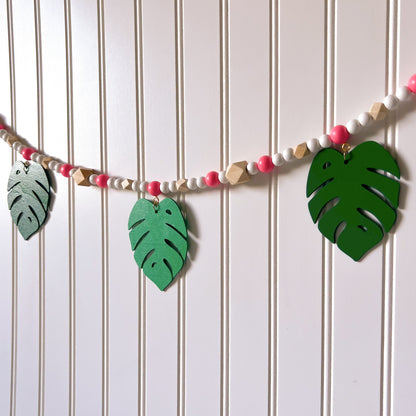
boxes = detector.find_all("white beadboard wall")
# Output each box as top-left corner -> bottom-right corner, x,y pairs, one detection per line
0,1 -> 415,415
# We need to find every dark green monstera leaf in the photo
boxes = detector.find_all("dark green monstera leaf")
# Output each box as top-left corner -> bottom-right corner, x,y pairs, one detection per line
7,160 -> 51,240
128,198 -> 188,290
306,141 -> 400,261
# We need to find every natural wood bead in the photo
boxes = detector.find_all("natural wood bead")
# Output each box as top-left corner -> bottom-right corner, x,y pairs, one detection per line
6,136 -> 20,147
121,178 -> 133,190
41,156 -> 54,169
294,142 -> 310,159
369,102 -> 388,121
225,161 -> 250,185
73,167 -> 94,186
176,178 -> 189,192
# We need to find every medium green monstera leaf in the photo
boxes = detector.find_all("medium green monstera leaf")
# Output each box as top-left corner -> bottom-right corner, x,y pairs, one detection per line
306,141 -> 400,261
7,160 -> 51,240
128,198 -> 188,290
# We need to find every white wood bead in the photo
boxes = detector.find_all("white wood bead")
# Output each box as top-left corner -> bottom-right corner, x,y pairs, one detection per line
196,176 -> 207,189
396,86 -> 411,102
357,112 -> 372,127
218,170 -> 228,184
247,161 -> 258,175
272,152 -> 285,166
114,178 -> 124,189
69,168 -> 77,177
54,163 -> 63,173
139,181 -> 148,193
48,160 -> 58,170
30,152 -> 40,161
107,177 -> 117,188
169,180 -> 178,193
12,141 -> 21,150
383,94 -> 399,110
89,174 -> 98,185
35,154 -> 45,164
306,138 -> 321,153
0,130 -> 8,140
318,134 -> 331,148
132,180 -> 140,192
160,181 -> 170,194
187,177 -> 197,190
346,119 -> 362,135
282,147 -> 294,162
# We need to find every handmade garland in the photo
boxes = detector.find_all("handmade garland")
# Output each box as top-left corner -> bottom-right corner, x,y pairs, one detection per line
2,74 -> 416,290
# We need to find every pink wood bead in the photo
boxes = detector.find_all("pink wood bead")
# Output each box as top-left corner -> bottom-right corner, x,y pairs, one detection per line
147,181 -> 161,196
60,163 -> 74,178
257,155 -> 274,173
205,171 -> 220,187
0,124 -> 7,130
408,74 -> 416,94
21,147 -> 36,160
95,174 -> 109,188
329,125 -> 350,144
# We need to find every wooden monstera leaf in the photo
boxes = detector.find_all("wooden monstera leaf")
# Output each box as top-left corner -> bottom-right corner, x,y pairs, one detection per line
7,160 -> 51,240
306,141 -> 400,261
128,198 -> 188,290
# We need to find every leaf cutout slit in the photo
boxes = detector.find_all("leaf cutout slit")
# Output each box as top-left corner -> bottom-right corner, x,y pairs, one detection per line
132,230 -> 150,251
16,212 -> 23,226
142,249 -> 155,269
334,221 -> 346,242
165,222 -> 187,240
164,238 -> 185,262
129,218 -> 146,230
35,179 -> 49,194
315,196 -> 340,223
7,181 -> 21,192
307,177 -> 334,198
163,258 -> 173,276
28,205 -> 40,227
357,208 -> 384,231
367,167 -> 400,179
9,194 -> 22,210
361,184 -> 395,209
32,190 -> 48,212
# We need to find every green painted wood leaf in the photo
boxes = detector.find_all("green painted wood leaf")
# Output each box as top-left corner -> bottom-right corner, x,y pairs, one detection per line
306,141 -> 400,261
128,198 -> 188,290
7,160 -> 51,240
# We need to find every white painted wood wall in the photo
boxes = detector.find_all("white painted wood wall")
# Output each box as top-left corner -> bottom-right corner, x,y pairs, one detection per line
0,0 -> 415,415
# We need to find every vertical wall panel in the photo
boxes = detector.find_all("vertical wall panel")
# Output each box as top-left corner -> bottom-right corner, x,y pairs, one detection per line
277,1 -> 325,414
104,0 -> 139,414
141,1 -> 179,414
228,1 -> 269,414
393,0 -> 416,413
0,0 -> 13,413
332,1 -> 387,415
71,0 -> 103,414
182,1 -> 222,415
39,0 -> 71,414
12,1 -> 40,414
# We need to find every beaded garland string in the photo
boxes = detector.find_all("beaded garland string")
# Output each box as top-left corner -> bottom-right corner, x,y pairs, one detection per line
2,73 -> 416,289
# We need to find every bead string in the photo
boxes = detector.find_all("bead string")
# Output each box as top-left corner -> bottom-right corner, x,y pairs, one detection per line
2,74 -> 416,197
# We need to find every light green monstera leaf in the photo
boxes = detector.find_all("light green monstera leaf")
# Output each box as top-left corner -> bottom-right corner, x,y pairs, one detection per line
128,198 -> 188,290
7,160 -> 51,240
306,141 -> 400,261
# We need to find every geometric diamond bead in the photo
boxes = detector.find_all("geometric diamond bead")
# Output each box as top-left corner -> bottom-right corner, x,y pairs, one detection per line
73,167 -> 94,186
6,136 -> 20,147
225,161 -> 251,185
369,102 -> 388,121
176,178 -> 189,192
293,142 -> 310,159
41,156 -> 54,169
121,178 -> 133,190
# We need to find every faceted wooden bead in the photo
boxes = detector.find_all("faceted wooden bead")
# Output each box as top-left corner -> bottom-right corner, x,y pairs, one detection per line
293,142 -> 310,159
41,156 -> 54,169
225,160 -> 250,185
176,178 -> 189,192
73,167 -> 94,186
121,178 -> 133,190
369,102 -> 388,121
